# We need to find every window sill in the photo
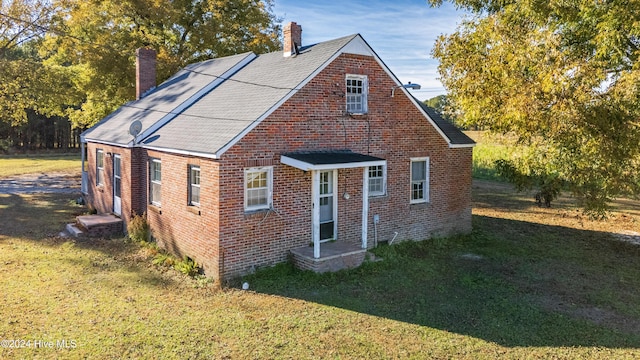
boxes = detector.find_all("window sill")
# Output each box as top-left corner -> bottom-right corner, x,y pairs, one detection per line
244,208 -> 270,218
410,201 -> 430,209
187,206 -> 201,216
149,204 -> 162,214
369,193 -> 387,200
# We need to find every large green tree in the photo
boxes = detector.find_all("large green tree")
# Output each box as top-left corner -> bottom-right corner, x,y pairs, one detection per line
0,0 -> 79,126
431,0 -> 640,216
43,0 -> 281,128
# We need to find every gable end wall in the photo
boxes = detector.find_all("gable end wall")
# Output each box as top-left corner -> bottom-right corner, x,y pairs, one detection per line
216,53 -> 472,279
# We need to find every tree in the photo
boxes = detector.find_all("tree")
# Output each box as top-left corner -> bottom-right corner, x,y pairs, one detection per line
0,0 -> 81,149
423,94 -> 465,128
43,0 -> 281,128
430,0 -> 640,217
424,95 -> 447,114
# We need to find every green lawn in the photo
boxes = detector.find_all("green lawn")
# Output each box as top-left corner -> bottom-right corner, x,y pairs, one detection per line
0,153 -> 81,177
1,162 -> 640,358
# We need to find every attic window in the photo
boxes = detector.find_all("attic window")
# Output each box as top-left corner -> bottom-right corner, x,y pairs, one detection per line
346,74 -> 368,114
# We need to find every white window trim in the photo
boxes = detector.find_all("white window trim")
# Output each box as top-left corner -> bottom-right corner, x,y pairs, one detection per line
410,157 -> 430,204
244,166 -> 273,211
346,74 -> 368,114
188,165 -> 201,207
150,158 -> 162,206
96,149 -> 104,186
368,165 -> 386,197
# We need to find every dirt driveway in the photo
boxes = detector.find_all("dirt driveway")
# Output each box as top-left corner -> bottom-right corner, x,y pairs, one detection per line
0,172 -> 81,194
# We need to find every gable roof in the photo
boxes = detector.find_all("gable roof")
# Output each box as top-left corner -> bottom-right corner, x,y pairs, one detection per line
82,52 -> 256,146
82,33 -> 474,157
416,101 -> 475,146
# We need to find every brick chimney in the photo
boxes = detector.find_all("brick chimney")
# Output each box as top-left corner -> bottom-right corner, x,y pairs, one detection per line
283,22 -> 302,57
136,47 -> 156,99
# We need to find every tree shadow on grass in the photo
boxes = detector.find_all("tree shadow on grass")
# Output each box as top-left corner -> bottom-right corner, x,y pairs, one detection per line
0,192 -> 181,289
244,215 -> 640,349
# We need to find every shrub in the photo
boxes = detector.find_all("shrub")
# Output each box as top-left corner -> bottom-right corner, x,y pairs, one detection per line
174,256 -> 201,277
494,159 -> 562,207
152,253 -> 175,267
127,212 -> 150,242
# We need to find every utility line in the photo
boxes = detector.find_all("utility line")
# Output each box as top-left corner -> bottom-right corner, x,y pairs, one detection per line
182,67 -> 300,91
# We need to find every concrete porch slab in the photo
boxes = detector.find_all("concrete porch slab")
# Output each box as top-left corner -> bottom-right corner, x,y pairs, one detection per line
290,242 -> 367,273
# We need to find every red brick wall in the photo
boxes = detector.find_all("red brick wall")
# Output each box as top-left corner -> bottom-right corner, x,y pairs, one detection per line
85,143 -> 128,219
85,144 -> 223,280
143,150 -> 221,281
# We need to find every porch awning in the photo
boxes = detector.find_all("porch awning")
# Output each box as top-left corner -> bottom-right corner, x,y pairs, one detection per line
281,151 -> 386,171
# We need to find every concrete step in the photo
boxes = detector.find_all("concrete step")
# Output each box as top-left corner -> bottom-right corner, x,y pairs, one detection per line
64,223 -> 84,238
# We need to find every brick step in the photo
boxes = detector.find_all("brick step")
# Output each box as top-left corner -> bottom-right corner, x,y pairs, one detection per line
290,242 -> 367,273
76,214 -> 124,238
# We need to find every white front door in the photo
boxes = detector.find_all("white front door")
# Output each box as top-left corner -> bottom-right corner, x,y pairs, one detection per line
318,170 -> 337,241
113,154 -> 122,216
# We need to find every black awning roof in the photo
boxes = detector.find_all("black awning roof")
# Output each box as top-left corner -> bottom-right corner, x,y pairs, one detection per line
281,151 -> 386,171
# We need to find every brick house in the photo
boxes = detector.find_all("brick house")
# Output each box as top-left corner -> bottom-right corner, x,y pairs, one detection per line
80,22 -> 475,281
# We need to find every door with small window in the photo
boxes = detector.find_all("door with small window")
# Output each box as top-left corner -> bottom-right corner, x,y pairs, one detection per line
319,170 -> 336,241
113,154 -> 122,216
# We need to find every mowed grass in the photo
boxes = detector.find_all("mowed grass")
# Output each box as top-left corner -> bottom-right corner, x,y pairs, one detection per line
0,153 -> 81,177
1,159 -> 640,358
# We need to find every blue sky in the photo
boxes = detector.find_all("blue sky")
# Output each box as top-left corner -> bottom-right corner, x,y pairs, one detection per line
273,0 -> 467,101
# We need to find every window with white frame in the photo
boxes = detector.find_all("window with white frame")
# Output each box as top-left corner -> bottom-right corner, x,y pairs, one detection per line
96,149 -> 104,186
346,74 -> 368,114
368,165 -> 386,197
410,157 -> 429,203
150,159 -> 162,206
188,165 -> 200,206
244,167 -> 272,211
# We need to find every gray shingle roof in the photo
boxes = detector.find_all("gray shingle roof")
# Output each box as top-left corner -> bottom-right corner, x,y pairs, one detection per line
83,33 -> 474,155
82,52 -> 255,145
417,101 -> 475,146
143,35 -> 357,155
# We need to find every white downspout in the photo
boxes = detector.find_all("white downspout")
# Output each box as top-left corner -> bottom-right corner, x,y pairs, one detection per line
312,170 -> 320,258
362,166 -> 368,249
81,140 -> 87,194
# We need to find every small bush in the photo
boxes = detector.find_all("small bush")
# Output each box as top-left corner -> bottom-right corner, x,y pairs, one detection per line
193,274 -> 214,288
152,253 -> 175,267
495,159 -> 562,207
127,212 -> 150,242
174,256 -> 201,277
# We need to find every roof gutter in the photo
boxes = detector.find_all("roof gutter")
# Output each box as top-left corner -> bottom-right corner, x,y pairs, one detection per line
142,144 -> 219,159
